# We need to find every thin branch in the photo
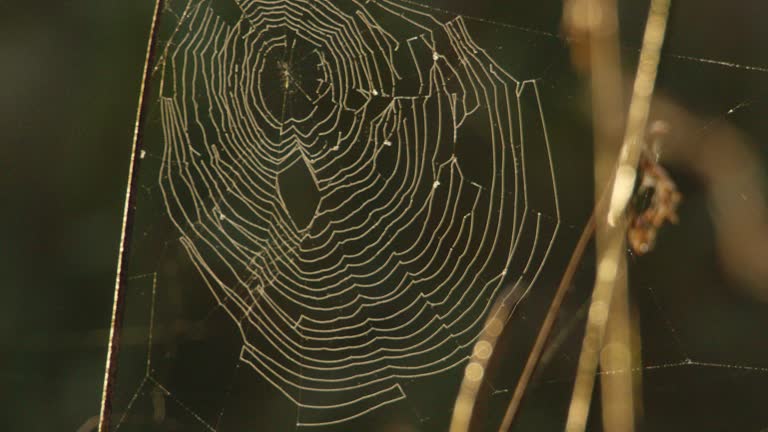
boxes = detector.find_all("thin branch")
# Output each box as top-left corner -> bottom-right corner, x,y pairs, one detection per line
98,1 -> 165,431
497,210 -> 596,431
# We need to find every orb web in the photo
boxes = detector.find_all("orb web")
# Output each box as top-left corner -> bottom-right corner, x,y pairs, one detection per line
154,0 -> 560,426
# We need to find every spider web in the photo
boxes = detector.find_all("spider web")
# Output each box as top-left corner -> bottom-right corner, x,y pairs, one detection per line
107,0 -> 564,429
156,0 -> 562,423
103,0 -> 768,431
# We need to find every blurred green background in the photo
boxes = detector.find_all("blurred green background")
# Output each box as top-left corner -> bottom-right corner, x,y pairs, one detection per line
2,0 -> 768,431
0,1 -> 151,429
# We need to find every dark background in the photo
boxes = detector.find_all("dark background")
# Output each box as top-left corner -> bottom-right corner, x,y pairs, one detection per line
2,0 -> 768,431
0,0 -> 153,428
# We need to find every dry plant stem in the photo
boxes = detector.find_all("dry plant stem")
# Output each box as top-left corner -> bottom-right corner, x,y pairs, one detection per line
565,229 -> 627,432
565,0 -> 671,431
607,0 -> 673,223
98,1 -> 164,431
497,0 -> 628,426
497,212 -> 596,431
450,287 -> 519,432
600,257 -> 636,431
585,0 -> 637,427
566,0 -> 638,426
